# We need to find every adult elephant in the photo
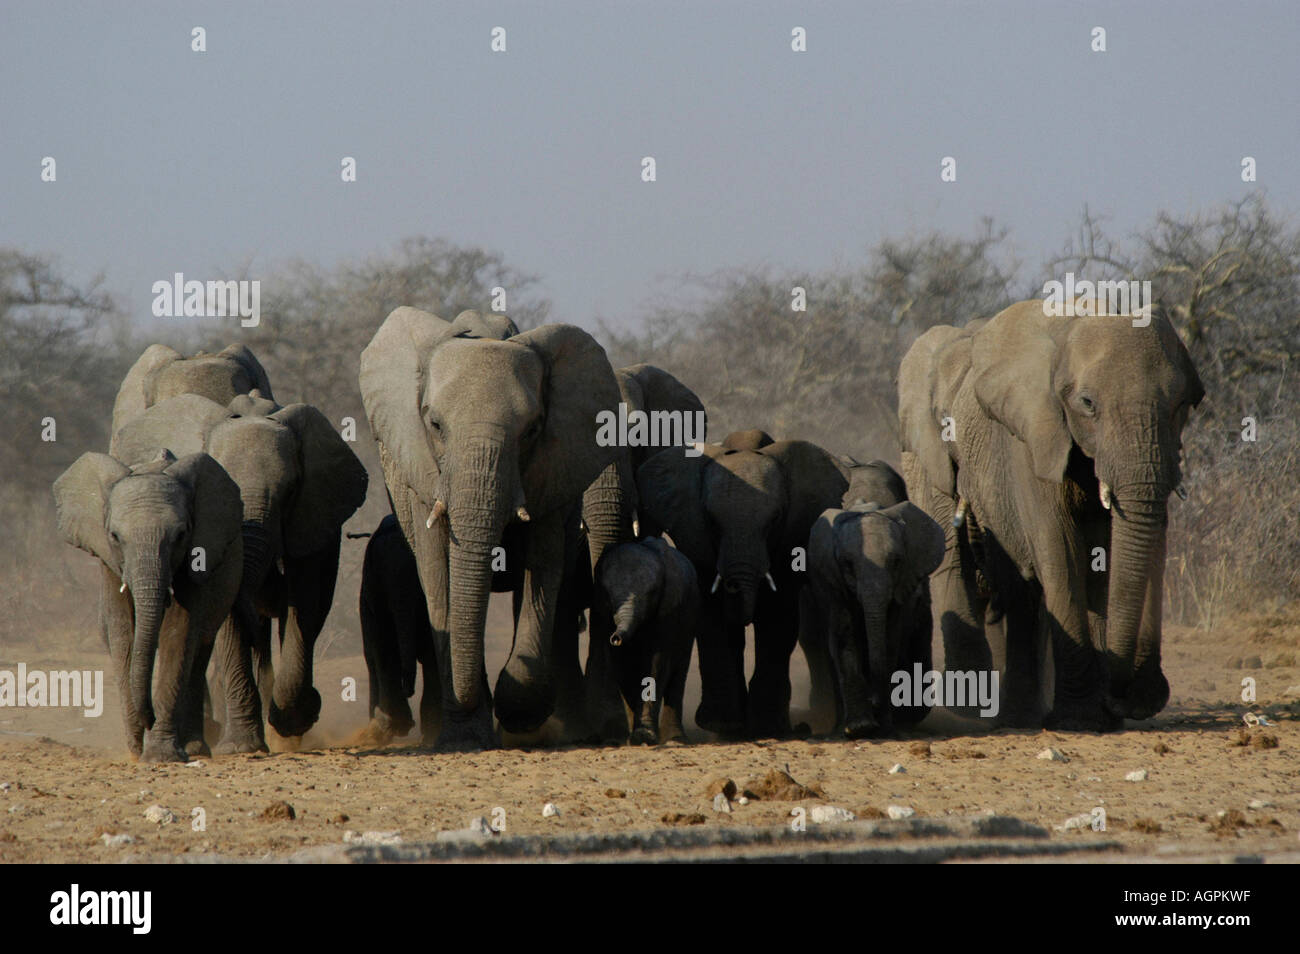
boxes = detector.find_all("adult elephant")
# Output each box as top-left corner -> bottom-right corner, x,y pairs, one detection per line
53,450 -> 244,761
581,363 -> 706,741
898,299 -> 1203,730
112,392 -> 368,751
112,343 -> 274,436
359,307 -> 623,751
637,431 -> 848,738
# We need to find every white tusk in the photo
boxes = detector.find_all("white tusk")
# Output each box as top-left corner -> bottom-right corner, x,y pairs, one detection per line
632,518 -> 640,537
953,498 -> 968,528
711,574 -> 722,594
1099,481 -> 1112,511
765,572 -> 778,592
609,632 -> 623,647
516,507 -> 530,522
426,499 -> 447,529
1174,482 -> 1188,500
120,581 -> 127,593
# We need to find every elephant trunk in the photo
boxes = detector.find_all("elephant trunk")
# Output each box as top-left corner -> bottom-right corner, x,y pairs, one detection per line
124,538 -> 173,737
1105,491 -> 1168,710
718,557 -> 761,627
860,601 -> 891,715
446,435 -> 512,711
583,462 -> 630,575
610,596 -> 646,646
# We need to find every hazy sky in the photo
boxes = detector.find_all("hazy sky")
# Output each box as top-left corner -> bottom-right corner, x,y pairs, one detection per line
3,1 -> 1297,332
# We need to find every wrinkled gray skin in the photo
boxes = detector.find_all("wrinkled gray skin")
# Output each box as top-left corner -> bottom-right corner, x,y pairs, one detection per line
800,457 -> 911,728
360,308 -> 623,751
637,430 -> 848,738
112,392 -> 368,751
806,501 -> 944,737
593,537 -> 699,745
582,364 -> 706,742
112,343 -> 275,438
898,300 -> 1203,730
53,451 -> 243,761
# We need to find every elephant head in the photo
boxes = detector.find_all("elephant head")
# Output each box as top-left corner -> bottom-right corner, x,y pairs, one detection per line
113,392 -> 369,737
53,450 -> 242,750
359,307 -> 623,735
809,501 -> 944,736
112,343 -> 274,436
968,299 -> 1203,718
638,436 -> 848,626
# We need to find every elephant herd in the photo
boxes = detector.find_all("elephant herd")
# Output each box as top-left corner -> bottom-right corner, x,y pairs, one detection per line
52,297 -> 1202,761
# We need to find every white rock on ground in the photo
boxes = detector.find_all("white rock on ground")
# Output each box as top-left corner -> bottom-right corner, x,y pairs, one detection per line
100,833 -> 135,847
810,805 -> 856,823
888,763 -> 906,774
542,803 -> 559,818
1125,769 -> 1149,782
1057,813 -> 1097,831
1037,748 -> 1069,762
344,829 -> 403,846
886,805 -> 915,820
712,793 -> 731,813
143,805 -> 175,825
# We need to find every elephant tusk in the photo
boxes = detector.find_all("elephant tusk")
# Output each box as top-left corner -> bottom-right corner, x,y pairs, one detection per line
609,632 -> 623,647
632,518 -> 640,537
953,498 -> 968,528
426,499 -> 447,529
1174,482 -> 1188,500
119,581 -> 127,593
765,572 -> 778,592
711,574 -> 722,594
516,506 -> 531,523
1099,481 -> 1113,511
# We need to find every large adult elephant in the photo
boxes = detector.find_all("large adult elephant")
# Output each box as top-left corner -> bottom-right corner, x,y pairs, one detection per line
637,431 -> 848,738
581,363 -> 707,741
53,450 -> 244,761
898,299 -> 1203,730
112,392 -> 368,751
112,343 -> 274,436
359,307 -> 623,751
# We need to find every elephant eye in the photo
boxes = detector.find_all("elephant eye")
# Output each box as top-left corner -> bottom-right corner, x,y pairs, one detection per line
1079,395 -> 1097,415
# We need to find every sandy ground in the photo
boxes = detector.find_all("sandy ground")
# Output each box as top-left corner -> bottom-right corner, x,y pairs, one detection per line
1,598 -> 1298,863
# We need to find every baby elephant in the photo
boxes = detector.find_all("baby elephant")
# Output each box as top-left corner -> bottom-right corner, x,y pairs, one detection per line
806,501 -> 944,738
53,450 -> 243,761
593,538 -> 698,745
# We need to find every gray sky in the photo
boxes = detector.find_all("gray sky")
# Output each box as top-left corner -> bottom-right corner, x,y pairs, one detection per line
3,0 -> 1297,331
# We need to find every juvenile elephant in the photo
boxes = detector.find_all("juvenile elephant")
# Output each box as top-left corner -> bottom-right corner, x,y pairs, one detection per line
359,308 -> 623,750
592,537 -> 699,745
112,392 -> 368,751
637,431 -> 848,738
898,299 -> 1203,730
112,343 -> 274,436
806,501 -> 944,737
53,451 -> 243,761
359,514 -> 437,744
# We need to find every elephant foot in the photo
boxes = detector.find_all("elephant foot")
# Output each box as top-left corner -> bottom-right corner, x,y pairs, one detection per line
184,739 -> 212,758
268,689 -> 322,739
994,703 -> 1044,729
434,705 -> 499,752
140,730 -> 187,764
628,725 -> 658,746
494,664 -> 555,735
1045,698 -> 1124,733
694,702 -> 746,739
1108,667 -> 1170,722
214,723 -> 269,755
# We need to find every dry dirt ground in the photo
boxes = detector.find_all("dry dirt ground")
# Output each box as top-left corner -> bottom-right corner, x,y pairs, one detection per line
2,601 -> 1298,863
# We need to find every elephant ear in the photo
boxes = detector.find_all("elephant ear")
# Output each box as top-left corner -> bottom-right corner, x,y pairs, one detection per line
271,404 -> 370,557
1153,308 -> 1206,409
513,324 -> 624,517
360,307 -> 456,515
760,440 -> 850,556
971,301 -> 1073,483
890,501 -> 945,604
214,344 -> 275,402
165,453 -> 243,582
722,429 -> 774,450
898,325 -> 967,497
449,309 -> 519,341
110,393 -> 229,464
53,453 -> 131,572
112,344 -> 182,436
636,448 -> 715,570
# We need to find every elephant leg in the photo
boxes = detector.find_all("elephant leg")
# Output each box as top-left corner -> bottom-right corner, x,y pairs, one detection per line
268,542 -> 339,739
360,580 -> 414,743
994,577 -> 1048,728
102,567 -> 144,757
1042,569 -> 1119,731
657,611 -> 694,744
546,539 -> 596,744
620,641 -> 655,746
933,510 -> 993,709
747,595 -> 800,738
140,606 -> 191,763
891,590 -> 934,727
693,595 -> 746,737
584,601 -> 630,744
799,595 -> 840,734
418,643 -> 441,747
212,602 -> 268,754
827,600 -> 875,738
582,466 -> 634,742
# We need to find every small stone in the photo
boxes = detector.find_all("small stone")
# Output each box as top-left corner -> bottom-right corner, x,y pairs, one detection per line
1247,799 -> 1272,810
888,763 -> 907,775
712,793 -> 732,813
1037,748 -> 1069,762
183,760 -> 205,768
908,741 -> 932,758
143,804 -> 175,825
260,800 -> 295,821
604,788 -> 626,799
1243,655 -> 1263,670
705,778 -> 738,800
1058,812 -> 1096,831
345,829 -> 403,846
0,782 -> 11,793
810,805 -> 855,823
736,796 -> 749,806
542,803 -> 559,818
1125,769 -> 1149,782
660,812 -> 706,826
886,805 -> 915,820
100,833 -> 136,847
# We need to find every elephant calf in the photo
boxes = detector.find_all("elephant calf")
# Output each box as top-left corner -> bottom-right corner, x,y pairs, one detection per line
805,501 -> 944,738
359,514 -> 438,744
592,537 -> 698,744
53,450 -> 244,762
